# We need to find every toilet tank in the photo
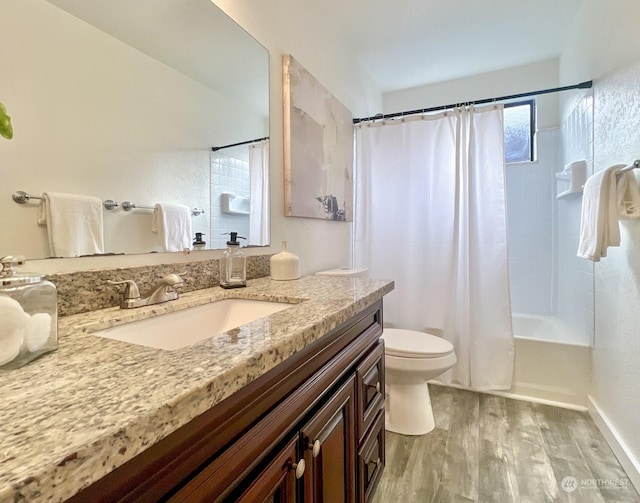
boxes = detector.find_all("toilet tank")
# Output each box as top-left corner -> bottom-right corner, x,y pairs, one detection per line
315,267 -> 369,278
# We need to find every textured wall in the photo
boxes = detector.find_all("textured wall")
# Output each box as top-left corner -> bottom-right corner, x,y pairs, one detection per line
590,59 -> 640,471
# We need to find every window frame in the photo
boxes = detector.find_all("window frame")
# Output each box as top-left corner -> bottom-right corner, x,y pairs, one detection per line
504,99 -> 536,163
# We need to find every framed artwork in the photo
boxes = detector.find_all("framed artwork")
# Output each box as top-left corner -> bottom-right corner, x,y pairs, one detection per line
283,55 -> 353,221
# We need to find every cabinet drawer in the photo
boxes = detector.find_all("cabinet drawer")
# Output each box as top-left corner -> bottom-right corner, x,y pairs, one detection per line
357,409 -> 385,503
355,340 -> 384,441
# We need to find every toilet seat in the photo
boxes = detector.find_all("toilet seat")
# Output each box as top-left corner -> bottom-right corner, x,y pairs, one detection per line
382,328 -> 453,358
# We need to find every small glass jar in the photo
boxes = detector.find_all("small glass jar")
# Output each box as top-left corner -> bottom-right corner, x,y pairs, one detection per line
0,256 -> 58,370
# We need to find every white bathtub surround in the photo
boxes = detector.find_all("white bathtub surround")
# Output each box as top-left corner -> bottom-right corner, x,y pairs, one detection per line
355,105 -> 514,391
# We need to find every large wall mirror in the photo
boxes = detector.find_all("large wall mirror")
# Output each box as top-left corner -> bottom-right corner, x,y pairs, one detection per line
1,0 -> 269,259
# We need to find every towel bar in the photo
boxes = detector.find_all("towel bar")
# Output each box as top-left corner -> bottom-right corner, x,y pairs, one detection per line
617,159 -> 640,174
11,191 -> 118,210
121,201 -> 205,216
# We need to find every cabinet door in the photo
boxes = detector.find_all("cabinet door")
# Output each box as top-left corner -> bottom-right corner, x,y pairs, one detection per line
355,340 -> 384,442
234,436 -> 302,503
300,376 -> 356,503
357,410 -> 385,503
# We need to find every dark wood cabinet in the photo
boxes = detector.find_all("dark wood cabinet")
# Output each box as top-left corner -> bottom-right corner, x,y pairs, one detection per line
357,410 -> 385,503
69,300 -> 386,503
234,436 -> 299,503
300,376 -> 356,503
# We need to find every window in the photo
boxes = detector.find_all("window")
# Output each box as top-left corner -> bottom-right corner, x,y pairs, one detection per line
504,100 -> 535,163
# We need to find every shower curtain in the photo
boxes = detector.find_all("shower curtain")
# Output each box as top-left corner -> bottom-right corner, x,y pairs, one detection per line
354,106 -> 514,390
249,140 -> 270,246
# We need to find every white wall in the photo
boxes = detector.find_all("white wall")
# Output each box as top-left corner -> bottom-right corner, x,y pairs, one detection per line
560,0 -> 640,487
212,0 -> 383,276
384,59 -> 560,129
16,0 -> 382,274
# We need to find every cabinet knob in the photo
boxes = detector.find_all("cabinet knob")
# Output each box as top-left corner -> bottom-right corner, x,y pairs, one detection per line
366,381 -> 381,393
368,457 -> 381,468
309,439 -> 321,458
292,458 -> 305,479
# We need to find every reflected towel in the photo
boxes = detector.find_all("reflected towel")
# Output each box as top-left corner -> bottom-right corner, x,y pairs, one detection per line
37,192 -> 105,257
151,203 -> 192,252
617,171 -> 640,219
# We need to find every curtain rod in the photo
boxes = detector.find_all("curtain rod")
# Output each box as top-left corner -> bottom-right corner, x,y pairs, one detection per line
352,80 -> 593,125
212,136 -> 269,152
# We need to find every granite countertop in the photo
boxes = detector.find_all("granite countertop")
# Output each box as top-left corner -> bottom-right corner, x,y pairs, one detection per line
0,275 -> 394,503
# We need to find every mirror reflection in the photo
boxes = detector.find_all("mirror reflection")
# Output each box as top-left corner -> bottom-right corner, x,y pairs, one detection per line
1,0 -> 269,259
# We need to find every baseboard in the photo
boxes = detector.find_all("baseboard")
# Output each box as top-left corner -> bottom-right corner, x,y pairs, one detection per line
429,380 -> 588,412
588,395 -> 640,493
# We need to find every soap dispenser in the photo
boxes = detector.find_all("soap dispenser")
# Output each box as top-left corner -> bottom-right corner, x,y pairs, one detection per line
193,232 -> 206,250
220,232 -> 247,288
0,255 -> 58,369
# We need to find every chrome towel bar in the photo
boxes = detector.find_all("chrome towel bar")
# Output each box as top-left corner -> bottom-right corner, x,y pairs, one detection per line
12,190 -> 118,210
121,201 -> 205,216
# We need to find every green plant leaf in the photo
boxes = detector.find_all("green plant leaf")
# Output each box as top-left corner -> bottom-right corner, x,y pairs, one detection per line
0,102 -> 14,140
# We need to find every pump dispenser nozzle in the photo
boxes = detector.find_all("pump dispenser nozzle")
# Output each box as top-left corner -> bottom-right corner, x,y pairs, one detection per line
223,232 -> 246,246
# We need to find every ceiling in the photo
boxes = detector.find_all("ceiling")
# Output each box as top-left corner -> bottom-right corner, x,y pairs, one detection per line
309,0 -> 583,93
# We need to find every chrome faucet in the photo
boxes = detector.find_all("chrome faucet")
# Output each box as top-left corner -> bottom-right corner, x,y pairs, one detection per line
108,273 -> 184,309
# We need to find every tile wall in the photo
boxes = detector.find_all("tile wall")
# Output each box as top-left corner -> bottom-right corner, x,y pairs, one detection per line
556,92 -> 595,345
210,148 -> 251,250
506,129 -> 556,315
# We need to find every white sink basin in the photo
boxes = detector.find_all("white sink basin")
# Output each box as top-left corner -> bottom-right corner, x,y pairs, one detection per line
93,299 -> 293,350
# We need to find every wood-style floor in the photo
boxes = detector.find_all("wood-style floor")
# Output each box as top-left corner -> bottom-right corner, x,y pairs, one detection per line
373,384 -> 640,503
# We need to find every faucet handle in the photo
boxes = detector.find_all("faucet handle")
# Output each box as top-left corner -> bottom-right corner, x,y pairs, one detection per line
107,279 -> 141,299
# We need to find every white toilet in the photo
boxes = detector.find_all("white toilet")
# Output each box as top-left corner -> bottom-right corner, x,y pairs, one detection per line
382,328 -> 456,435
316,267 -> 457,436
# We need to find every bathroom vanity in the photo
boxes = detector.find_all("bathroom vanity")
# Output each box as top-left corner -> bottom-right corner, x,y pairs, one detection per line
0,276 -> 393,503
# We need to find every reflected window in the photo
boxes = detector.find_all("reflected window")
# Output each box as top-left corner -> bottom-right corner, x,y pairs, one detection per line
504,100 -> 535,163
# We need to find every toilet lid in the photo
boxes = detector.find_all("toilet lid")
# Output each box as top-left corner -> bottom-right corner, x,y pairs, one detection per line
382,328 -> 454,358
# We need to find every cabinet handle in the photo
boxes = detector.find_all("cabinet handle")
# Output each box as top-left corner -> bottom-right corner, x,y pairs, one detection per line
366,381 -> 381,393
367,457 -> 381,468
292,458 -> 306,479
309,439 -> 321,458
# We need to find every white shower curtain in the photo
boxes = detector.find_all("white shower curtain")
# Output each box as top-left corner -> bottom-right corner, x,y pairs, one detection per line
354,106 -> 514,390
249,139 -> 270,246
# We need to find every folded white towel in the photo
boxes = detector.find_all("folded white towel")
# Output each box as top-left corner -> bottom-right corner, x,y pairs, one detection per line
151,203 -> 192,252
577,164 -> 625,261
617,171 -> 640,219
37,192 -> 105,257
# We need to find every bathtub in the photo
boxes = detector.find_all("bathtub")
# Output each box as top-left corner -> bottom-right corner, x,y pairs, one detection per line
510,313 -> 591,409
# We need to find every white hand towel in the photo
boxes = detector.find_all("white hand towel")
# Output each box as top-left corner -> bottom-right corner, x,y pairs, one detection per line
37,192 -> 105,257
151,203 -> 192,252
577,164 -> 625,261
617,171 -> 640,219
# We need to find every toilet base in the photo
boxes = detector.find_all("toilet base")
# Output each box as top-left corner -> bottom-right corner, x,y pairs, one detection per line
385,381 -> 435,435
